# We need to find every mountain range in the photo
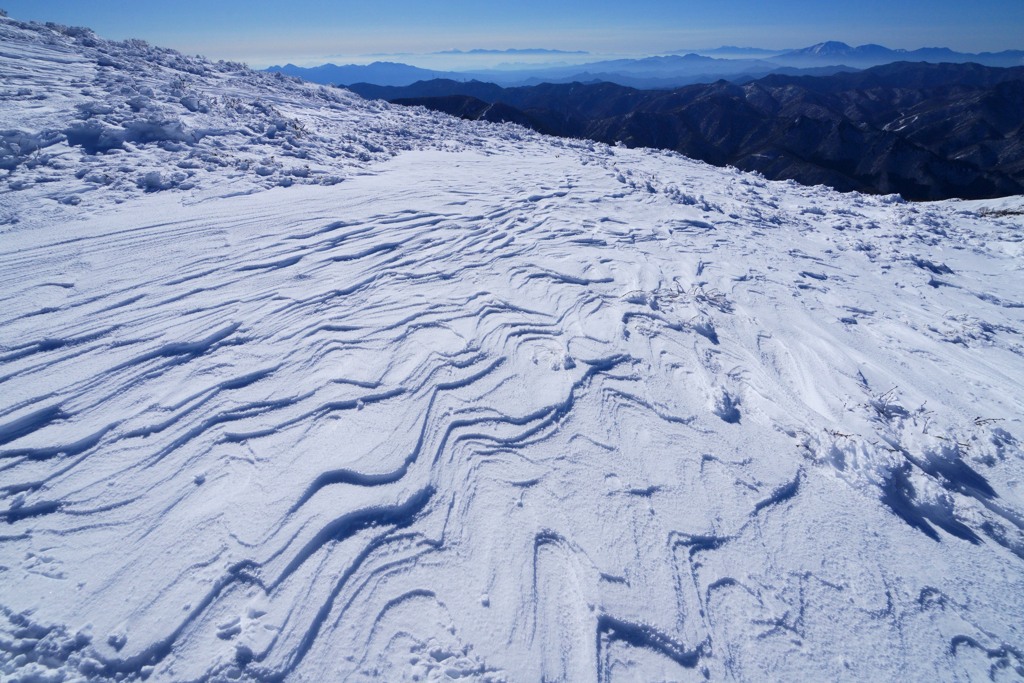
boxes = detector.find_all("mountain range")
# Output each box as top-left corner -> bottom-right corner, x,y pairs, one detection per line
268,41 -> 1024,88
267,55 -> 854,89
350,62 -> 1024,200
770,41 -> 1024,68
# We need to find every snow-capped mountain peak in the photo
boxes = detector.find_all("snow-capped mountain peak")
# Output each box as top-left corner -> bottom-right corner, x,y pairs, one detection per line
805,40 -> 855,55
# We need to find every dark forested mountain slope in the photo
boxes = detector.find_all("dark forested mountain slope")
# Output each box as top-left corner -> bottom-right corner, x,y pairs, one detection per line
351,62 -> 1024,200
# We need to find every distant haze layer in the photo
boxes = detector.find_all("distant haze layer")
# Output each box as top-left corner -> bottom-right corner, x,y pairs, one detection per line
1,0 -> 1022,67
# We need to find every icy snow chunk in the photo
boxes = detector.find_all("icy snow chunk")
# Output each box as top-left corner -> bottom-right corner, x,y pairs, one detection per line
0,129 -> 64,169
123,118 -> 197,146
179,94 -> 209,113
139,171 -> 167,191
65,117 -> 200,155
137,170 -> 190,191
63,120 -> 126,153
74,101 -> 115,118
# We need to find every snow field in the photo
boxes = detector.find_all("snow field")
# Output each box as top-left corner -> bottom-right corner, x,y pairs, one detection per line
1,13 -> 1024,683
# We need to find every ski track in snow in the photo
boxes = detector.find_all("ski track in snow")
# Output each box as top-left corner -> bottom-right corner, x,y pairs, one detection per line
2,15 -> 1024,683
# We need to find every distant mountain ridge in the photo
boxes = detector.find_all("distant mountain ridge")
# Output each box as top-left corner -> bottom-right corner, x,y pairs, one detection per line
434,48 -> 588,55
265,61 -> 458,87
350,62 -> 1024,200
267,55 -> 850,89
772,41 -> 1024,68
268,41 -> 1024,88
685,46 -> 787,57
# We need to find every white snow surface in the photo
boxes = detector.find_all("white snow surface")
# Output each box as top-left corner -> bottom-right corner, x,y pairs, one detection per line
2,15 -> 1024,683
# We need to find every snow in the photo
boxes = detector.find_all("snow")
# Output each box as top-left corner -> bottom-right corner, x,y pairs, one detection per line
2,14 -> 1024,683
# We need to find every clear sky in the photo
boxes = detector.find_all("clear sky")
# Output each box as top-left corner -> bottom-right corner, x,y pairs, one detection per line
4,0 -> 1022,68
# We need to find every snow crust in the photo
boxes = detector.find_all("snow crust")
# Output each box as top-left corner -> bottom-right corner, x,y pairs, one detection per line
2,15 -> 1024,683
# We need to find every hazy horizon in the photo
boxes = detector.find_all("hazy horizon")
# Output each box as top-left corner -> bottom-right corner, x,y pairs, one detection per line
4,0 -> 1023,69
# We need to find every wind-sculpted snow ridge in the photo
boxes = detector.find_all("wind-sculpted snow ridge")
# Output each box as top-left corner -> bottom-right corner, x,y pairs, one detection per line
2,15 -> 1024,683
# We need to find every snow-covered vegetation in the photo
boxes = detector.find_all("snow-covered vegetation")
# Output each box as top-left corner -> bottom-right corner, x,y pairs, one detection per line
0,16 -> 525,222
2,15 -> 1023,683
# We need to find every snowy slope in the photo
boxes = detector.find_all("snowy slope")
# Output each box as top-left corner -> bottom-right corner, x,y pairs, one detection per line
0,16 -> 519,227
2,15 -> 1024,683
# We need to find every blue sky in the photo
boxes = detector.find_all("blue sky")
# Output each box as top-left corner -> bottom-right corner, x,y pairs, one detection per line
5,1 -> 1022,68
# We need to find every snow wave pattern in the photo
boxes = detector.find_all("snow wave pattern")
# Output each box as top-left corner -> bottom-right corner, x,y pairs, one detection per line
2,148 -> 1023,681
